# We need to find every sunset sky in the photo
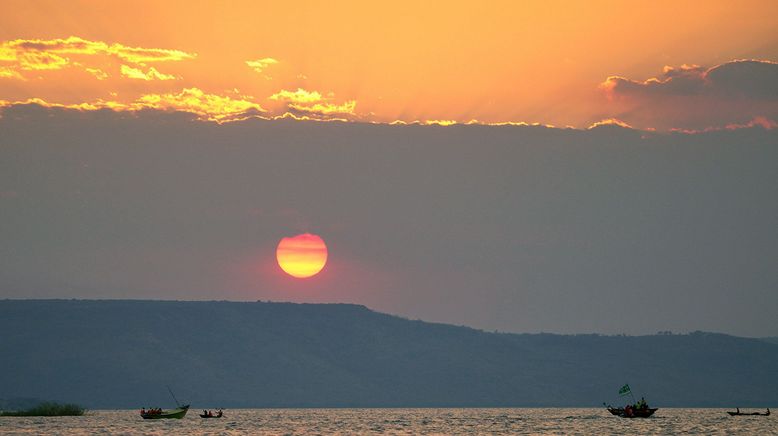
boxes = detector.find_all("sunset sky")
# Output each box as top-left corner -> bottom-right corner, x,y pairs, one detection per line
1,2 -> 777,337
1,0 -> 776,129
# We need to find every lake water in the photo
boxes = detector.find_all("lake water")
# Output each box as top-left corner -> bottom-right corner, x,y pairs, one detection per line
0,408 -> 774,435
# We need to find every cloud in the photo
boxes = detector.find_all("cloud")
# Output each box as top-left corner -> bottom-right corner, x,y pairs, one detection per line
0,36 -> 195,79
120,65 -> 175,81
270,88 -> 323,104
587,118 -> 634,130
270,88 -> 357,118
133,88 -> 265,122
246,57 -> 278,74
602,60 -> 778,100
0,66 -> 23,80
1,87 -> 265,123
600,59 -> 778,130
84,67 -> 109,80
726,116 -> 777,130
288,101 -> 357,116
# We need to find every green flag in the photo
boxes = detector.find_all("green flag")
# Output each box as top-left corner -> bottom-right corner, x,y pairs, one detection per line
618,384 -> 631,396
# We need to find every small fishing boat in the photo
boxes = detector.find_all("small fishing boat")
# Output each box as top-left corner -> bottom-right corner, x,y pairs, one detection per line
199,409 -> 224,418
141,405 -> 190,419
140,386 -> 189,419
727,408 -> 770,416
605,405 -> 657,418
604,384 -> 657,418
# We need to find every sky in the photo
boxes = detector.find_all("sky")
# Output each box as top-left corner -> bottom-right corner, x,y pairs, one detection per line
1,0 -> 777,129
1,1 -> 777,336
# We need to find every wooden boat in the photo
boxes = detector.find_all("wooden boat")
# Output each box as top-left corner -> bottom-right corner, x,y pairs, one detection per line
727,408 -> 770,416
141,405 -> 190,419
199,413 -> 224,418
606,405 -> 658,418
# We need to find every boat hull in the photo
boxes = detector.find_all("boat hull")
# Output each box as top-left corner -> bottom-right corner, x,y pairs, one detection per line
728,410 -> 770,416
141,405 -> 189,419
607,407 -> 657,418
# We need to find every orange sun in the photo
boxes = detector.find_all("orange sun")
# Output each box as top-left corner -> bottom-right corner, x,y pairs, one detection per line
276,233 -> 328,278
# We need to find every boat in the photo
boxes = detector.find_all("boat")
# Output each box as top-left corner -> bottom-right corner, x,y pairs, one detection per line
605,384 -> 657,418
140,386 -> 189,419
727,408 -> 770,416
199,410 -> 224,418
140,405 -> 190,419
605,405 -> 658,418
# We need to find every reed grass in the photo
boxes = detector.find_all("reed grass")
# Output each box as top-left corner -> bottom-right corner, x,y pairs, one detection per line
0,401 -> 85,416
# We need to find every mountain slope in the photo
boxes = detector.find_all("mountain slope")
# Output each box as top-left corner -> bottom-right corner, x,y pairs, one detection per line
1,300 -> 776,408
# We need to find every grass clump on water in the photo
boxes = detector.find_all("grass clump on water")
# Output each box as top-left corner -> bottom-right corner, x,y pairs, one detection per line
0,401 -> 85,416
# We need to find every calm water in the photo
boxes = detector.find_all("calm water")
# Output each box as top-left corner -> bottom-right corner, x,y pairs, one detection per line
0,408 -> 774,435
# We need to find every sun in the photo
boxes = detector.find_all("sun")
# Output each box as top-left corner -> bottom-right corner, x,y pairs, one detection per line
276,233 -> 328,278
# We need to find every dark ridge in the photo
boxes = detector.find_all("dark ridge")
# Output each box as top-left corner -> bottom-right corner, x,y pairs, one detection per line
1,300 -> 776,408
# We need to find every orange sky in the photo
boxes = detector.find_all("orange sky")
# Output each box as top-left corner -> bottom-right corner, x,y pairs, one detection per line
1,0 -> 777,129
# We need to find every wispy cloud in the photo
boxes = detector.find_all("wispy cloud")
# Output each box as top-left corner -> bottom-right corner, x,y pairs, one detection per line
1,87 -> 265,123
134,88 -> 266,122
587,118 -> 634,130
270,88 -> 356,118
270,88 -> 323,104
120,65 -> 175,81
246,57 -> 278,74
84,67 -> 109,80
0,36 -> 195,80
0,66 -> 23,79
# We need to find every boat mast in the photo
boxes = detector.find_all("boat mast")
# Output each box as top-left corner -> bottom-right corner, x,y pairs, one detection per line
166,385 -> 181,407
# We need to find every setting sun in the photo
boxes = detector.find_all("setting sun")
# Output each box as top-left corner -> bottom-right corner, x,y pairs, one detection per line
276,233 -> 328,279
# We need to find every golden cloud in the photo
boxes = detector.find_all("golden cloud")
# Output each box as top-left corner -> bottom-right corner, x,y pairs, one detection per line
422,119 -> 457,126
288,101 -> 356,116
0,36 -> 195,79
270,88 -> 323,104
4,36 -> 195,63
120,65 -> 175,81
0,66 -> 23,79
0,97 -> 117,112
587,118 -> 633,129
0,46 -> 15,61
84,67 -> 109,80
1,88 -> 265,123
246,57 -> 278,73
270,88 -> 357,118
17,51 -> 69,70
133,87 -> 265,122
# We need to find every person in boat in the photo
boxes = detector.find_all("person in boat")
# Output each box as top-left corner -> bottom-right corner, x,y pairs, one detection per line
217,409 -> 223,417
208,410 -> 213,417
140,408 -> 145,415
203,409 -> 208,416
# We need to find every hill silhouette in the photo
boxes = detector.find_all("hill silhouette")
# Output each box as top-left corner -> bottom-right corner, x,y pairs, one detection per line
1,300 -> 776,408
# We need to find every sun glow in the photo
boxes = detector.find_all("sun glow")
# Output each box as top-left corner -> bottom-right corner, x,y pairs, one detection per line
276,233 -> 328,279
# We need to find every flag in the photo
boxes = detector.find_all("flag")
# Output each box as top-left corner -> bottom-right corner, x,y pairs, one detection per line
618,384 -> 631,396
